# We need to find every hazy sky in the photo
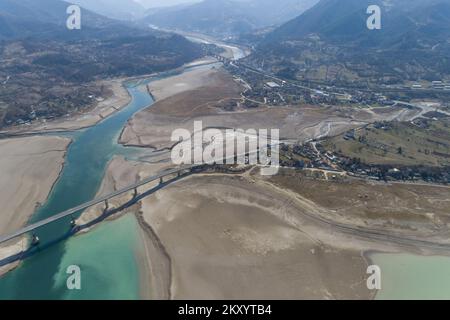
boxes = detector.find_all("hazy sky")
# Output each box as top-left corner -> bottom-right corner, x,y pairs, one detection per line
134,0 -> 202,8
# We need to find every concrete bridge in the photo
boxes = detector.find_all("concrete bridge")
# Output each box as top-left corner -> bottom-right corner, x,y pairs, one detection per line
212,54 -> 232,64
0,136 -> 280,246
0,164 -> 203,245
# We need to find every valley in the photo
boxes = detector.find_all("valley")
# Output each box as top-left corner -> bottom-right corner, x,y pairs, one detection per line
0,0 -> 449,302
0,0 -> 203,130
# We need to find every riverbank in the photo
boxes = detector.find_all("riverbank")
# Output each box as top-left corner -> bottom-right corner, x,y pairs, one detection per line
145,66 -> 226,101
81,140 -> 450,298
76,155 -> 375,299
139,167 -> 450,299
0,79 -> 131,135
119,65 -> 368,150
173,30 -> 252,60
83,153 -> 448,299
140,173 -> 374,299
119,66 -> 242,149
76,155 -> 174,299
0,135 -> 71,276
0,58 -> 223,138
87,151 -> 450,299
51,59 -> 450,299
2,52 -> 448,299
110,61 -> 450,299
0,75 -> 157,299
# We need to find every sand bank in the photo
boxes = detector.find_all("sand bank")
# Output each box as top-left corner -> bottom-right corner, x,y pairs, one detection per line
119,67 -> 367,150
138,169 -> 450,299
0,135 -> 70,275
146,66 -> 225,101
267,169 -> 450,239
105,64 -> 450,299
83,157 -> 374,299
79,146 -> 450,299
76,156 -> 175,299
139,174 -> 373,299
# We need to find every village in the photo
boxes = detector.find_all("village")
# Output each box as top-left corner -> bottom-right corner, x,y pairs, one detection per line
279,140 -> 450,184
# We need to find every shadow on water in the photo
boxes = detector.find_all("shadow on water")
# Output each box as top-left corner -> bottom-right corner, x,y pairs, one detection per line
0,63 -> 218,299
0,170 -> 195,276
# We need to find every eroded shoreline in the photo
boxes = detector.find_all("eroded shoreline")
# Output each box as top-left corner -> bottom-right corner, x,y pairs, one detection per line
0,135 -> 71,276
2,60 -> 449,299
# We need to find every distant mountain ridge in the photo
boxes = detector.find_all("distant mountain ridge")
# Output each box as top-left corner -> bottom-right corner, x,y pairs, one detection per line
248,0 -> 450,85
0,0 -> 140,40
141,0 -> 319,37
64,0 -> 146,20
136,0 -> 202,9
0,0 -> 203,128
264,0 -> 450,48
0,0 -> 203,78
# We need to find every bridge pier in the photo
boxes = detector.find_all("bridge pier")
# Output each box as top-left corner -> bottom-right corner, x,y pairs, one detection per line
0,167 -> 206,245
103,200 -> 109,213
31,234 -> 40,246
70,217 -> 77,228
159,177 -> 163,185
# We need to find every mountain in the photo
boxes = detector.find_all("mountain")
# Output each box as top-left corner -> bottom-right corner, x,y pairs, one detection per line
0,0 -> 142,40
136,0 -> 201,9
0,0 -> 203,128
65,0 -> 146,20
0,0 -> 202,74
141,0 -> 319,36
248,0 -> 450,85
265,0 -> 450,48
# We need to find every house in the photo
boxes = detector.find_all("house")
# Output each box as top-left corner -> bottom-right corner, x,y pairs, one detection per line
265,82 -> 280,89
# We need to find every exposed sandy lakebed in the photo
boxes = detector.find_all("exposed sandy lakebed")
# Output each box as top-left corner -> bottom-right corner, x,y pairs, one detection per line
0,135 -> 71,275
83,155 -> 450,299
87,65 -> 450,299
119,66 -> 367,150
140,174 -> 373,299
69,65 -> 450,299
77,156 -> 375,299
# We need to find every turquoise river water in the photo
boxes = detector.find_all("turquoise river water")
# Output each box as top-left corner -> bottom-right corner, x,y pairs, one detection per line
0,62 -> 449,299
0,71 -> 174,299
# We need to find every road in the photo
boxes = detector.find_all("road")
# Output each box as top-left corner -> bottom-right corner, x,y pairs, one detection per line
394,100 -> 450,120
0,144 -> 283,245
226,50 -> 450,121
3,36 -> 449,253
0,165 -> 198,245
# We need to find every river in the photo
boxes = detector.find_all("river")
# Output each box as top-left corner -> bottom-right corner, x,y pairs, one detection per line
0,68 -> 188,299
1,38 -> 449,299
0,36 -> 246,299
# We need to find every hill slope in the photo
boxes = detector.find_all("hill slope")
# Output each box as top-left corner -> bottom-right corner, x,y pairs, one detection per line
266,0 -> 450,48
248,0 -> 450,85
0,0 -> 141,40
0,0 -> 203,128
141,0 -> 319,36
65,0 -> 146,21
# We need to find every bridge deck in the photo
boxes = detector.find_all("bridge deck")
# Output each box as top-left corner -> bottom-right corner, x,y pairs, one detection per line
0,165 -> 197,245
0,146 -> 279,245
